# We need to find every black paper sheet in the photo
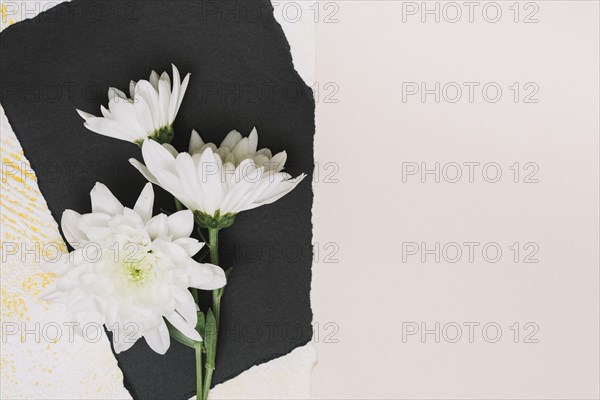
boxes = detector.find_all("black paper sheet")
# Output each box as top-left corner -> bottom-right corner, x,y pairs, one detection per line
0,1 -> 314,398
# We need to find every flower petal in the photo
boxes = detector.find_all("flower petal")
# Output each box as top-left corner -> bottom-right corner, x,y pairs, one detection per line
248,127 -> 259,154
162,143 -> 179,157
142,139 -> 177,175
189,129 -> 205,154
166,312 -> 202,342
133,183 -> 155,223
113,338 -> 138,354
252,173 -> 307,209
83,116 -> 136,142
135,81 -> 160,129
196,148 -> 225,215
267,151 -> 287,173
90,183 -> 124,215
188,262 -> 227,290
108,87 -> 127,102
149,70 -> 160,90
76,109 -> 95,121
146,214 -> 169,239
173,238 -> 204,256
61,210 -> 86,248
129,158 -> 160,185
174,72 -> 190,119
220,130 -> 242,150
167,210 -> 194,240
144,320 -> 170,355
157,78 -> 171,126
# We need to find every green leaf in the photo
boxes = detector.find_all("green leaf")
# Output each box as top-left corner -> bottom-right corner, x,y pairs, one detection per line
204,309 -> 218,370
175,198 -> 184,211
196,310 -> 206,337
166,319 -> 199,349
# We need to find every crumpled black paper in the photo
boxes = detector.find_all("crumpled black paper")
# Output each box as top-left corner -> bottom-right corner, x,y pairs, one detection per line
0,1 -> 313,398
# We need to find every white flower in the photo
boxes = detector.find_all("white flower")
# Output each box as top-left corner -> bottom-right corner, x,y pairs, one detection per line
129,128 -> 306,224
76,64 -> 190,145
41,183 -> 225,355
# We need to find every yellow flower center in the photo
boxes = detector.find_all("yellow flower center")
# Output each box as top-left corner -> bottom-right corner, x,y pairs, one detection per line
123,256 -> 153,285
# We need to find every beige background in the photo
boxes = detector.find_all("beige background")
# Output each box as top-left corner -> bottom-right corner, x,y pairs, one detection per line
312,1 -> 599,399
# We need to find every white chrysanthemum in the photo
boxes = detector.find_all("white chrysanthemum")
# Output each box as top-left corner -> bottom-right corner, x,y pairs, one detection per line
129,128 -> 306,223
76,64 -> 190,145
41,183 -> 225,354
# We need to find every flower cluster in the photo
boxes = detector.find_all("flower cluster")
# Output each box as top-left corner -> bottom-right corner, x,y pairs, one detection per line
42,183 -> 225,354
76,64 -> 190,145
130,128 -> 306,227
42,64 -> 306,400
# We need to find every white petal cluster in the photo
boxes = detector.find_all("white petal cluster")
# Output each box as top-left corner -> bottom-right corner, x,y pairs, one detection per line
129,128 -> 306,216
76,64 -> 190,144
42,183 -> 225,354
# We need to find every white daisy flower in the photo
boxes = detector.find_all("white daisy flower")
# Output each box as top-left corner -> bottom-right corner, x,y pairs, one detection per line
76,64 -> 190,145
129,128 -> 306,228
41,183 -> 225,354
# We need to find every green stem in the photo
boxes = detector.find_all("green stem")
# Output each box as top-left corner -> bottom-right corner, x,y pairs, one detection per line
203,366 -> 214,400
212,291 -> 221,327
208,228 -> 219,265
208,227 -> 222,325
195,342 -> 203,399
203,227 -> 222,399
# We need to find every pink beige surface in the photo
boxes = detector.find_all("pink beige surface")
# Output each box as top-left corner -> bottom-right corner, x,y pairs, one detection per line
312,1 -> 599,399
